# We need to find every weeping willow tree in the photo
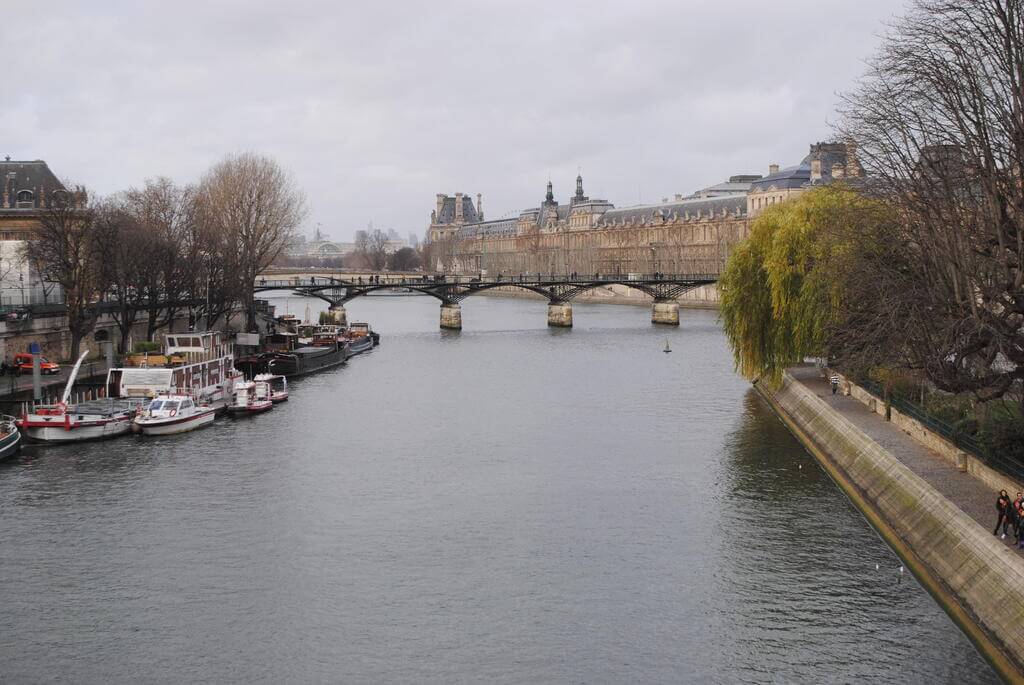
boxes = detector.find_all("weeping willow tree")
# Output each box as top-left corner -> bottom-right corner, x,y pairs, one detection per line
720,185 -> 896,384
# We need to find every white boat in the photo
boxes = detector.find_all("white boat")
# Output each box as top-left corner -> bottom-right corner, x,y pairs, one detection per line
134,394 -> 217,436
105,331 -> 241,413
253,373 -> 288,403
228,380 -> 273,415
18,350 -> 144,443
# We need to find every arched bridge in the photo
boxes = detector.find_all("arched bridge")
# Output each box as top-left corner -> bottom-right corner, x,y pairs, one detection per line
254,273 -> 718,329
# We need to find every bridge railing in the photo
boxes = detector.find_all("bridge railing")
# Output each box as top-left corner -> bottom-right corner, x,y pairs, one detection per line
255,272 -> 719,288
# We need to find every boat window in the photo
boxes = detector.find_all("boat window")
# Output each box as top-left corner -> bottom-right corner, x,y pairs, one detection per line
181,400 -> 192,409
167,401 -> 181,412
167,337 -> 176,347
149,400 -> 164,411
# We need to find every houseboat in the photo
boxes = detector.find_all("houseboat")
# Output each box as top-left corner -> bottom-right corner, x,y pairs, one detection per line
105,331 -> 240,413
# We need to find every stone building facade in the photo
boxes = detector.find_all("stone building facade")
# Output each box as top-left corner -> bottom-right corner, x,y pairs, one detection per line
427,142 -> 861,282
0,158 -> 74,306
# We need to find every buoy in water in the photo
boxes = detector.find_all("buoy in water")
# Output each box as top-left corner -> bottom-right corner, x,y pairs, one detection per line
663,340 -> 672,353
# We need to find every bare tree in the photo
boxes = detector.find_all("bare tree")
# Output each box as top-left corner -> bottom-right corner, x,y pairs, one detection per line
122,178 -> 197,340
24,187 -> 107,359
354,229 -> 389,271
838,0 -> 1024,401
93,197 -> 149,352
198,153 -> 307,331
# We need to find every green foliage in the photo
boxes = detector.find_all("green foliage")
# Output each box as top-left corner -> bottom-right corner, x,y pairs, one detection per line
922,393 -> 973,426
977,402 -> 1024,464
132,341 -> 161,353
318,311 -> 332,325
720,185 -> 890,382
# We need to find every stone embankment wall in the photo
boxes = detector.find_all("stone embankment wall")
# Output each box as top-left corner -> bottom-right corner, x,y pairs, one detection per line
759,372 -> 1024,683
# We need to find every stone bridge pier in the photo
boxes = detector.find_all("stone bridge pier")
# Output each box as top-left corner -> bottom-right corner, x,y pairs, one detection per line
651,299 -> 680,326
440,303 -> 462,330
547,302 -> 573,328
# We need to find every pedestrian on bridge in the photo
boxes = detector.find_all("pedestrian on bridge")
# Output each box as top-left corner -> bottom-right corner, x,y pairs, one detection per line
829,374 -> 840,395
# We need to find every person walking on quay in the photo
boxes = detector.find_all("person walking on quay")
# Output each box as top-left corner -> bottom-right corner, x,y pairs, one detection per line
994,490 -> 1012,538
829,374 -> 840,395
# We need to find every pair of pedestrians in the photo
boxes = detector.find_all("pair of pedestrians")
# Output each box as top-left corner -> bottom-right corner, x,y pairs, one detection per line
993,490 -> 1024,548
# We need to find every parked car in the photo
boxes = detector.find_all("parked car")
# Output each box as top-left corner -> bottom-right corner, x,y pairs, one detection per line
12,353 -> 60,375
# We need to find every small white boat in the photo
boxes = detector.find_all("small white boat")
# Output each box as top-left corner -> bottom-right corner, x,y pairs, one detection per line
134,394 -> 216,436
228,380 -> 273,415
253,373 -> 288,403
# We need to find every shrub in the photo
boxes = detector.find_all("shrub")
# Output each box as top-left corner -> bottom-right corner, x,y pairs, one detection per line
132,341 -> 161,354
977,402 -> 1024,465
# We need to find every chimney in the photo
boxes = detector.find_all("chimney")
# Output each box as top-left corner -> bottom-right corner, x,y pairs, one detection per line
435,194 -> 446,223
769,163 -> 779,174
476,193 -> 483,221
454,192 -> 464,222
810,159 -> 822,182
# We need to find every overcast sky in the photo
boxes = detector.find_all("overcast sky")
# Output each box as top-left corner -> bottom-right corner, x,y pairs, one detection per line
3,0 -> 907,241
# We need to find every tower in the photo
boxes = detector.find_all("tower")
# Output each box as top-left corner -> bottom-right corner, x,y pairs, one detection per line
545,180 -> 554,204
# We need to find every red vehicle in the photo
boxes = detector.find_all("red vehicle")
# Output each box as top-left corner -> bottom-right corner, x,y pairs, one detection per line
12,353 -> 60,375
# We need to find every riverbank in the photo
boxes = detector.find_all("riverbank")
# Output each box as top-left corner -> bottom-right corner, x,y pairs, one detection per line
757,367 -> 1024,683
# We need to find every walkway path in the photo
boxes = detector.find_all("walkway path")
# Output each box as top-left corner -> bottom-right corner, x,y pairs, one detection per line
788,365 -> 1022,554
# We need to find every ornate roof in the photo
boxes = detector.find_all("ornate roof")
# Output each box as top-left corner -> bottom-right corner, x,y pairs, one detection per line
0,159 -> 66,209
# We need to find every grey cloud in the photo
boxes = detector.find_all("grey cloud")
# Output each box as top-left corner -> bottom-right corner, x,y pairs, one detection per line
2,0 -> 905,239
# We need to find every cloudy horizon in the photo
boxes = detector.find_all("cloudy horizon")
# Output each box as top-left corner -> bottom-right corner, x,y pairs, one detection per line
3,0 -> 906,241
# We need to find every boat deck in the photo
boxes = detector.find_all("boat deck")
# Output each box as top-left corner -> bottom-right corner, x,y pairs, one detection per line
65,398 -> 148,415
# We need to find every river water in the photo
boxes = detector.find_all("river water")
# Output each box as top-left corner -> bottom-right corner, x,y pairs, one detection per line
0,295 -> 997,683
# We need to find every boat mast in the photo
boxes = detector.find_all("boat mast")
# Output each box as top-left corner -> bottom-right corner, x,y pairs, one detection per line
60,350 -> 90,405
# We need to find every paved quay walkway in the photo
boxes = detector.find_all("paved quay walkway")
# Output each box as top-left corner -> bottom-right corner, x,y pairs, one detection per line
788,365 -> 1024,555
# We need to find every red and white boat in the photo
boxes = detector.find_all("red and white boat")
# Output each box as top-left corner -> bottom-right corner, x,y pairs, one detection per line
253,373 -> 288,403
18,350 -> 144,443
228,380 -> 273,415
134,394 -> 217,436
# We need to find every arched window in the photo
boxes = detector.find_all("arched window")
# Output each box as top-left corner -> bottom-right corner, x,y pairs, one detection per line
15,190 -> 34,208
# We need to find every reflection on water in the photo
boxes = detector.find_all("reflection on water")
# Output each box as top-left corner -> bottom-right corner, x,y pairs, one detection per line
0,297 -> 996,683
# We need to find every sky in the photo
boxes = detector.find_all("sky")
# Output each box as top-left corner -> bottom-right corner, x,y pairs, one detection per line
2,0 -> 908,241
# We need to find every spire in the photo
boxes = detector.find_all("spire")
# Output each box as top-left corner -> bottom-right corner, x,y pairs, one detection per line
545,180 -> 554,203
575,171 -> 584,200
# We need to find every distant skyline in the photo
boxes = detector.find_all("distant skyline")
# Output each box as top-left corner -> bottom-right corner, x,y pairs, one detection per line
3,1 -> 907,240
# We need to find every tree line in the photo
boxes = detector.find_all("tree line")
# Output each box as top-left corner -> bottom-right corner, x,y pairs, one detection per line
720,0 -> 1024,456
27,152 -> 306,358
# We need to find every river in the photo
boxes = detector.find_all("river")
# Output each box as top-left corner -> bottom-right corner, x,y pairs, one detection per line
0,295 -> 997,683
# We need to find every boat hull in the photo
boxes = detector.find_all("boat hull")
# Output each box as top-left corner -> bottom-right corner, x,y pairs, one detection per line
136,409 -> 216,436
270,392 -> 289,403
265,345 -> 348,377
0,429 -> 21,461
20,416 -> 134,443
227,401 -> 273,415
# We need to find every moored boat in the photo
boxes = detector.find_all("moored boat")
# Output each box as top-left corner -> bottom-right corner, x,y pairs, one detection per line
106,331 -> 240,414
253,373 -> 288,403
0,414 -> 22,461
134,394 -> 217,436
18,350 -> 145,443
346,322 -> 379,352
228,380 -> 274,415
